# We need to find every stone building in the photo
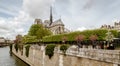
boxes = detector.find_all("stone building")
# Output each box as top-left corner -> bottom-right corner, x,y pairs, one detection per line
101,21 -> 120,31
114,22 -> 120,31
101,24 -> 114,30
34,8 -> 70,35
0,37 -> 5,43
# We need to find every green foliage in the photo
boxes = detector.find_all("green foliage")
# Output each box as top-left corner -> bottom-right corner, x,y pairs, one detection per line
28,24 -> 43,36
89,35 -> 98,41
25,44 -> 31,57
36,27 -> 52,39
15,34 -> 23,44
22,35 -> 37,43
105,31 -> 114,42
9,44 -> 12,52
117,32 -> 120,38
45,44 -> 56,59
60,44 -> 69,54
43,29 -> 119,42
14,44 -> 18,52
110,30 -> 118,38
18,44 -> 23,51
28,24 -> 52,39
26,24 -> 52,43
43,34 -> 64,42
14,34 -> 24,52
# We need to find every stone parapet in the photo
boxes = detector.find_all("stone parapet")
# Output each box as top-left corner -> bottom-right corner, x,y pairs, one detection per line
12,45 -> 120,66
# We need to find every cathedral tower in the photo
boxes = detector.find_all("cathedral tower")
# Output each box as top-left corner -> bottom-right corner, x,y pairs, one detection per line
49,6 -> 53,26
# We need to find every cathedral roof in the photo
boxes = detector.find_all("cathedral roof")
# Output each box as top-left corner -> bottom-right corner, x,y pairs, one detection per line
51,19 -> 64,26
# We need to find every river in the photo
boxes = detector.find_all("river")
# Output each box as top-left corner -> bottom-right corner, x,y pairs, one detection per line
0,46 -> 29,66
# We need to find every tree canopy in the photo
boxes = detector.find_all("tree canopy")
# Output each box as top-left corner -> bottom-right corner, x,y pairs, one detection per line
26,24 -> 52,43
22,35 -> 37,43
28,24 -> 43,36
36,27 -> 52,39
42,29 -> 119,42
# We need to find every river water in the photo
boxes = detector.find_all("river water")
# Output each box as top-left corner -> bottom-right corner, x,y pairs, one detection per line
0,46 -> 29,66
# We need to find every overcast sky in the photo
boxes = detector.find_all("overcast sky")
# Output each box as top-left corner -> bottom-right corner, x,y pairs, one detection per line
0,0 -> 120,39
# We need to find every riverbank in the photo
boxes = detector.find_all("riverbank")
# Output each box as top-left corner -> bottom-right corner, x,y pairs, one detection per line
0,46 -> 29,66
12,52 -> 30,66
12,46 -> 34,66
12,44 -> 120,66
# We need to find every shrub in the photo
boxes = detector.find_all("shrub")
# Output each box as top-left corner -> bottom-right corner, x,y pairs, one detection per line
45,44 -> 56,59
9,44 -> 12,52
60,44 -> 69,55
14,44 -> 18,52
18,44 -> 23,51
42,29 -> 118,42
25,44 -> 31,57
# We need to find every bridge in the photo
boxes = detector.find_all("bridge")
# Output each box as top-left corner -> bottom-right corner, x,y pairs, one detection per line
0,43 -> 9,47
0,41 -> 13,47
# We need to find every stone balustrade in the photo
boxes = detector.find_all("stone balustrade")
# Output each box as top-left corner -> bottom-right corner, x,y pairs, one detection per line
62,47 -> 120,65
12,44 -> 120,66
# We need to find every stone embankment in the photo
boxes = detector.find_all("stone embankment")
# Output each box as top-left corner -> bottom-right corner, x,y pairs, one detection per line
12,45 -> 120,66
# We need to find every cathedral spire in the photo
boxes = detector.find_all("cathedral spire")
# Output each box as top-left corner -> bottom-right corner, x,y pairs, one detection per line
50,6 -> 53,26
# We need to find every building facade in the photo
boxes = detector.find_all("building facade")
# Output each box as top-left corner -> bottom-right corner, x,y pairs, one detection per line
0,37 -> 5,43
101,21 -> 120,31
34,18 -> 69,35
34,8 -> 70,35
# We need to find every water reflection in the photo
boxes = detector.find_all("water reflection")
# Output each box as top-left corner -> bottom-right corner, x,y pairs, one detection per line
0,46 -> 29,66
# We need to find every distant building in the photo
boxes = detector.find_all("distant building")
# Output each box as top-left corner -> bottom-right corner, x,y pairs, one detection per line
101,21 -> 120,31
0,37 -> 5,43
0,37 -> 13,47
34,7 -> 70,35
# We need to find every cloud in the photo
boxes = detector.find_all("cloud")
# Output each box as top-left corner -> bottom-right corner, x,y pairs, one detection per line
0,10 -> 32,40
0,0 -> 56,40
82,0 -> 95,10
23,0 -> 55,19
0,0 -> 22,17
1,0 -> 120,40
76,27 -> 87,31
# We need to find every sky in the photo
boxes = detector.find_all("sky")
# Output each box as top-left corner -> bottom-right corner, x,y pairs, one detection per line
0,0 -> 120,40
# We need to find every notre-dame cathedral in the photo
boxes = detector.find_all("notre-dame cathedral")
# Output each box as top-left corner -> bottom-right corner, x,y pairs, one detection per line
34,8 -> 70,35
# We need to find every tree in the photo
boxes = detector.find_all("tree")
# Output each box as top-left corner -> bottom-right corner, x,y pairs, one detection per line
28,24 -> 43,36
28,24 -> 52,41
15,34 -> 23,44
89,35 -> 98,41
89,35 -> 98,48
75,35 -> 85,48
117,32 -> 120,38
22,35 -> 37,43
36,28 -> 52,39
14,34 -> 23,52
110,30 -> 118,38
105,30 -> 114,45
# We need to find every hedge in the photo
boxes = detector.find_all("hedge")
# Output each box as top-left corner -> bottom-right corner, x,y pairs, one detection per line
25,44 -> 31,57
60,44 -> 69,55
14,44 -> 18,52
42,29 -> 118,42
45,44 -> 56,59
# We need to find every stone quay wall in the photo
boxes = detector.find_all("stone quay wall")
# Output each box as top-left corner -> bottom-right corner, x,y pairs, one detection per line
12,45 -> 120,66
